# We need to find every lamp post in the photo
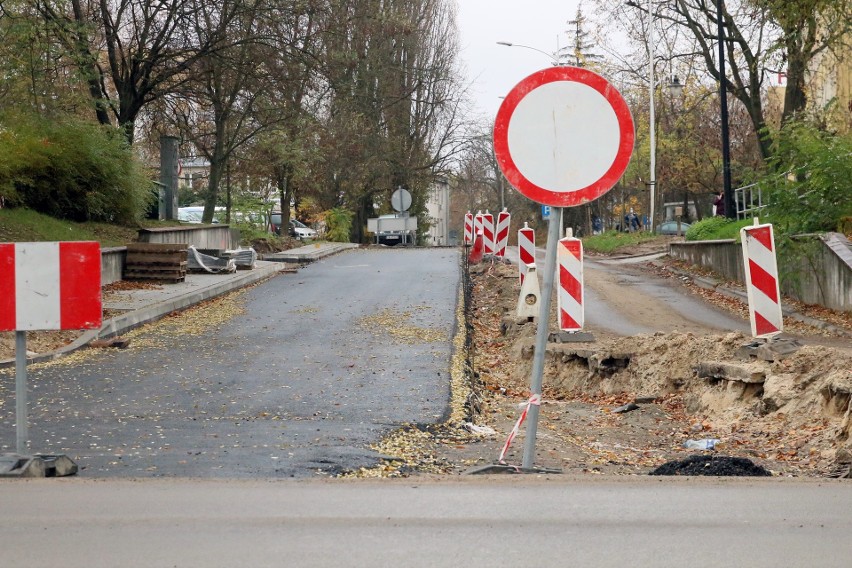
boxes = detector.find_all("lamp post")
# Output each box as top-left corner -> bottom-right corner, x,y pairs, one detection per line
646,0 -> 657,234
716,0 -> 734,219
664,76 -> 684,226
496,41 -> 559,66
496,41 -> 561,211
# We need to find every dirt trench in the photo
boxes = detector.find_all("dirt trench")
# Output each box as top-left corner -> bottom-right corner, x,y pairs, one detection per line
438,259 -> 852,478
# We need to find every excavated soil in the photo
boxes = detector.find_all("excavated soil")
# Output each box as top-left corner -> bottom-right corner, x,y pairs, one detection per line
428,259 -> 852,478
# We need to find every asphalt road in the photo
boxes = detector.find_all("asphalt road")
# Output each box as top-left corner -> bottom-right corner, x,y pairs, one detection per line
3,477 -> 852,567
0,248 -> 461,477
584,256 -> 751,335
505,246 -> 750,336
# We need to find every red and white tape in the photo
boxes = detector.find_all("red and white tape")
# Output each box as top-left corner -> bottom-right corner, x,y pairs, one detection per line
498,393 -> 542,464
741,221 -> 783,338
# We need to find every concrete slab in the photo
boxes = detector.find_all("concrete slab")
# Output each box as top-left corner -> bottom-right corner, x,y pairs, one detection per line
549,331 -> 596,343
263,243 -> 359,263
38,454 -> 78,477
0,454 -> 46,478
737,337 -> 803,362
464,463 -> 563,475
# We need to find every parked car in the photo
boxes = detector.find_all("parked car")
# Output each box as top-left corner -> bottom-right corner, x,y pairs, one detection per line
376,214 -> 415,246
268,212 -> 284,235
178,206 -> 221,224
656,220 -> 691,235
288,219 -> 317,240
268,212 -> 317,240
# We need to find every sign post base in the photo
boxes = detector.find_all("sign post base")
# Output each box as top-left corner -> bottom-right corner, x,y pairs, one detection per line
464,463 -> 563,475
549,330 -> 595,343
0,453 -> 77,478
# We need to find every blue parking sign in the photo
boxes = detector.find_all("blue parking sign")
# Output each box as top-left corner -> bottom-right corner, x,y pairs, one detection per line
541,205 -> 551,219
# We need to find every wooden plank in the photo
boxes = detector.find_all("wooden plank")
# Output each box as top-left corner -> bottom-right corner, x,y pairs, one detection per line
126,253 -> 188,265
124,262 -> 187,272
126,243 -> 188,253
124,269 -> 186,277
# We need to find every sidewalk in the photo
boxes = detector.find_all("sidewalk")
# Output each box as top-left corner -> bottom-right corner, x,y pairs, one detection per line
1,242 -> 359,368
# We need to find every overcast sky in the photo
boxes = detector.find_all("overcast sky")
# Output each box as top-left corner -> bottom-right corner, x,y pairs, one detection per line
455,0 -> 584,120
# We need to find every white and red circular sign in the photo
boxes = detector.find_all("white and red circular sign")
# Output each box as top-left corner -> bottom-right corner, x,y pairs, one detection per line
493,66 -> 635,207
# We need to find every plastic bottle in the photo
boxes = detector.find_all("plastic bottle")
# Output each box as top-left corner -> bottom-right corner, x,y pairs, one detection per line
683,438 -> 720,450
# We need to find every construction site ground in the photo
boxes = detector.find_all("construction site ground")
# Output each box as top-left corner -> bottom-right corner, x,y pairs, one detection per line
407,250 -> 852,480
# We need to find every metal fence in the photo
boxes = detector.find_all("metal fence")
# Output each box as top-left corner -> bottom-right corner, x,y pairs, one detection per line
735,182 -> 765,220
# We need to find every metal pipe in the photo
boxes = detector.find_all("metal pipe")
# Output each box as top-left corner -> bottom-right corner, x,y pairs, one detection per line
647,0 -> 657,233
15,331 -> 27,454
521,207 -> 562,469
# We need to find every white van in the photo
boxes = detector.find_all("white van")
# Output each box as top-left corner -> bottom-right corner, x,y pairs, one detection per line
178,206 -> 223,224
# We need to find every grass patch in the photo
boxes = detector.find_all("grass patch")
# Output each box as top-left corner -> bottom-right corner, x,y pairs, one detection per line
685,217 -> 752,242
582,230 -> 658,253
0,207 -> 177,246
0,206 -> 294,250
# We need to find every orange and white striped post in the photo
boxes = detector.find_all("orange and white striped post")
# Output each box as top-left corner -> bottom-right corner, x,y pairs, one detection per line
482,211 -> 495,255
463,211 -> 473,245
518,223 -> 535,285
741,219 -> 783,338
495,208 -> 511,258
557,230 -> 584,331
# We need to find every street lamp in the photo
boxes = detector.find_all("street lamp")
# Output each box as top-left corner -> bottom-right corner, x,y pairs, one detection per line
647,2 -> 658,235
667,76 -> 684,101
496,41 -> 559,66
715,0 -> 734,219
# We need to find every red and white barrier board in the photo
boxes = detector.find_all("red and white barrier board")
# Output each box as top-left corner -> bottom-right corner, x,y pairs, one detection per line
518,223 -> 535,285
482,211 -> 495,255
557,236 -> 584,331
740,222 -> 783,338
0,242 -> 102,331
463,211 -> 473,244
495,209 -> 511,258
473,211 -> 483,242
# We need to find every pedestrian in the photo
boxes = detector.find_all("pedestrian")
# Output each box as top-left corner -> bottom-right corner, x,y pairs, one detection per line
625,209 -> 640,232
592,216 -> 603,235
713,191 -> 726,217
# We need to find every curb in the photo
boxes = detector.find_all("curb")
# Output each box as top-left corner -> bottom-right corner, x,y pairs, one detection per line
262,243 -> 360,263
657,260 -> 851,338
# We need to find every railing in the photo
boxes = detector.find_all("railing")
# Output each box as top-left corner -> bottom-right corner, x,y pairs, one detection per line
735,182 -> 765,220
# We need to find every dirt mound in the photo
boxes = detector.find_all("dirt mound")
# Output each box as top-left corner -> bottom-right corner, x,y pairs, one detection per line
457,257 -> 852,477
650,455 -> 772,476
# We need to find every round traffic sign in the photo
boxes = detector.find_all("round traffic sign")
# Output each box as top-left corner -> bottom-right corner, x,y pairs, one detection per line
391,188 -> 412,212
493,66 -> 635,207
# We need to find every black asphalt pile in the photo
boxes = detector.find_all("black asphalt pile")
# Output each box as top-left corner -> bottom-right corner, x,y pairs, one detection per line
649,455 -> 772,477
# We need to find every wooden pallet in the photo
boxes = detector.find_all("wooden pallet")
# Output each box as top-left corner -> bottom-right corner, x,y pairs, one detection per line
124,243 -> 188,282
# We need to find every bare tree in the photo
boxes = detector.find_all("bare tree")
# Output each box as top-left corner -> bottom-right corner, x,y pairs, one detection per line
34,0 -> 236,142
318,0 -> 467,241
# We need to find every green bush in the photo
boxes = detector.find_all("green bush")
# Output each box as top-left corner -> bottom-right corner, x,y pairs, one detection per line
0,112 -> 153,224
685,217 -> 752,241
759,120 -> 852,235
324,207 -> 353,242
582,230 -> 657,253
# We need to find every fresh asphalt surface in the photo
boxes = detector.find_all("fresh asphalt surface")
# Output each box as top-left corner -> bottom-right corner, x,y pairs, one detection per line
0,247 -> 461,477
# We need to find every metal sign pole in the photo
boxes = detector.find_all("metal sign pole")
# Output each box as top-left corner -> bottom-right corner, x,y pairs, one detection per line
521,207 -> 562,469
15,330 -> 28,454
